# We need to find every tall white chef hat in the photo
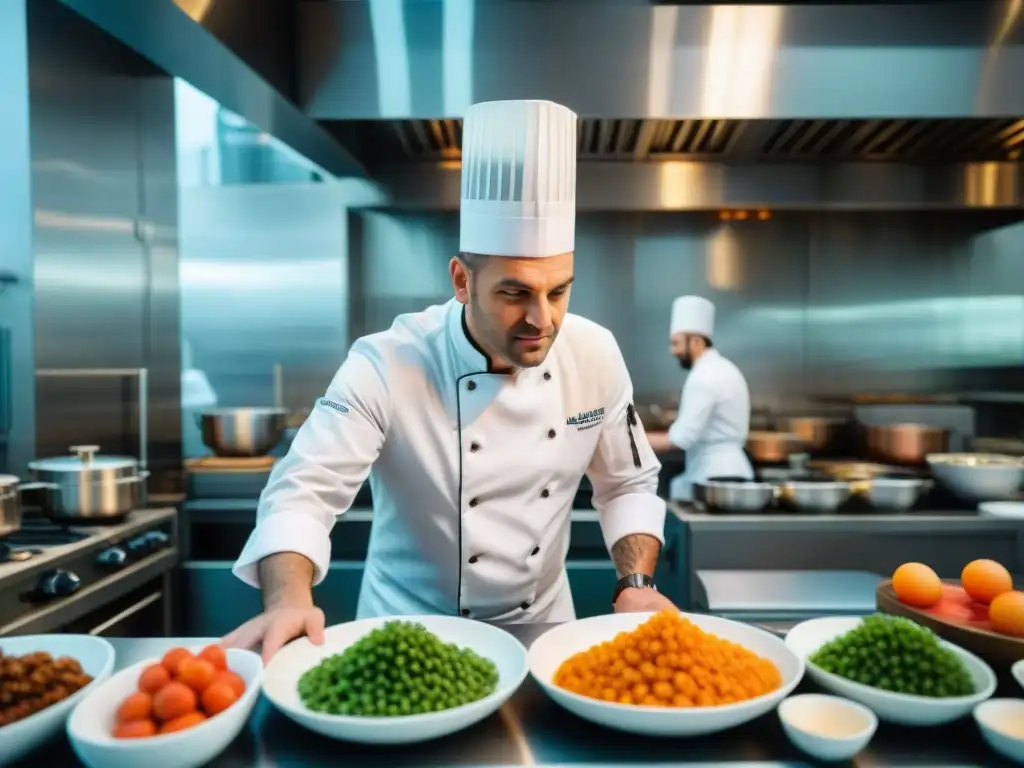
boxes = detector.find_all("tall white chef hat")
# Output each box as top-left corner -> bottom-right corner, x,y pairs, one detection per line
671,296 -> 715,338
460,100 -> 577,258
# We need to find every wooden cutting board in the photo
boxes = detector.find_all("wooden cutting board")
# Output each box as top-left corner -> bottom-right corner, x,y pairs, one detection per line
184,456 -> 276,473
876,579 -> 1024,669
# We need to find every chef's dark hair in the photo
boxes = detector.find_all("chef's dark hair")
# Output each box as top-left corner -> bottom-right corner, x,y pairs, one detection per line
683,332 -> 713,349
457,251 -> 488,272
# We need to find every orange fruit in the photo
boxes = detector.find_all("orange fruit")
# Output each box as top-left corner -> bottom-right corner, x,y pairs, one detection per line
989,591 -> 1024,638
161,647 -> 192,676
200,681 -> 239,716
138,663 -> 171,695
176,656 -> 217,693
961,559 -> 1013,604
892,562 -> 942,608
152,681 -> 197,722
113,719 -> 157,739
115,692 -> 152,723
198,644 -> 227,671
211,669 -> 245,697
158,711 -> 207,734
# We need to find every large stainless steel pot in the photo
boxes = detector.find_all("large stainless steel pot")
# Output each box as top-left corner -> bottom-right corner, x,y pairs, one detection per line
25,445 -> 149,521
777,480 -> 852,512
0,474 -> 22,538
200,407 -> 288,457
694,479 -> 776,513
777,417 -> 847,454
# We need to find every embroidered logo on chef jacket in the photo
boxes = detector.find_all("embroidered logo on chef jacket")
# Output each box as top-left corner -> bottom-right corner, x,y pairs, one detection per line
316,398 -> 350,415
566,407 -> 605,431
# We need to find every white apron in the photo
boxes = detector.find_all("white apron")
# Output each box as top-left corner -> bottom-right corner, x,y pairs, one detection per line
233,299 -> 667,624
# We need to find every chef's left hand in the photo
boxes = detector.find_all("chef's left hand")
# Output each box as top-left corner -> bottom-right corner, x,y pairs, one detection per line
614,587 -> 679,614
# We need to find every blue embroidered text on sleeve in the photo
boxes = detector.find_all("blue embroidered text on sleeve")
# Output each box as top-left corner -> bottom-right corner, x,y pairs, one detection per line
566,407 -> 605,431
317,398 -> 350,415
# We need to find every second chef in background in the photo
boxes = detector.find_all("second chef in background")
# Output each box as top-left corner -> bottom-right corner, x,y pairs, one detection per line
647,296 -> 754,501
223,98 -> 675,662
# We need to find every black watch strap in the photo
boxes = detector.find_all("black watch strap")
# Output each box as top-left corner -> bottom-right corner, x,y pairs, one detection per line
612,573 -> 657,605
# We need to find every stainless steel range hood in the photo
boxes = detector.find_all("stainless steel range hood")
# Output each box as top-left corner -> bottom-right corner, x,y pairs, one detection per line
340,118 -> 1024,164
299,1 -> 1024,120
302,1 -> 1024,211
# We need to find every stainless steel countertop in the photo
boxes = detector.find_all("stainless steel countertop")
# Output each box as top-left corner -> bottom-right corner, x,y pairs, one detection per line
22,624 -> 1019,767
669,501 -> 1024,533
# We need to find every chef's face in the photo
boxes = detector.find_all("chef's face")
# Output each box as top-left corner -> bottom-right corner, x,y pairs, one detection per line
671,333 -> 696,370
451,251 -> 574,370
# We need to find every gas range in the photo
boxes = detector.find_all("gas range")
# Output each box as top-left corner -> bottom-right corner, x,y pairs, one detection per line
0,507 -> 178,636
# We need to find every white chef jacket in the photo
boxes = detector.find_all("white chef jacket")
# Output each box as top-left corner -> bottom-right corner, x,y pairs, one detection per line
232,298 -> 666,623
667,348 -> 753,501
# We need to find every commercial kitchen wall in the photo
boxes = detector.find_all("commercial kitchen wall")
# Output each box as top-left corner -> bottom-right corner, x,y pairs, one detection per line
349,210 -> 1024,411
177,179 -> 384,457
26,0 -> 182,489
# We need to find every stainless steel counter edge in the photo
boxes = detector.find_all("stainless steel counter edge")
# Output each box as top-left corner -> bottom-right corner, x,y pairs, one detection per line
669,501 -> 1024,533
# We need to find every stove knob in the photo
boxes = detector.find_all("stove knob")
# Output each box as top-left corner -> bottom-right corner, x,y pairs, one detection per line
127,535 -> 151,557
38,569 -> 81,598
143,531 -> 170,549
95,546 -> 127,570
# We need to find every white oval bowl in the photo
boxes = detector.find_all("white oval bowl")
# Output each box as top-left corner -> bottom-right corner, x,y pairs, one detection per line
0,634 -> 115,765
261,615 -> 528,745
66,645 -> 263,768
973,698 -> 1024,764
785,616 -> 996,726
1013,659 -> 1024,691
528,611 -> 804,737
778,693 -> 877,761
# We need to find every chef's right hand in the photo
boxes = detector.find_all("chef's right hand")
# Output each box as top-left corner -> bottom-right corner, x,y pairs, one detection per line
220,605 -> 326,664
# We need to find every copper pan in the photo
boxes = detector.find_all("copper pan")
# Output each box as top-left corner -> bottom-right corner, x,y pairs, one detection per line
776,417 -> 847,453
747,431 -> 803,464
864,423 -> 950,465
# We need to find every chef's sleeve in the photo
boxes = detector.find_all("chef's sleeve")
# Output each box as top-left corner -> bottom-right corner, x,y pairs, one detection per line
586,334 -> 667,554
232,343 -> 391,589
667,373 -> 716,451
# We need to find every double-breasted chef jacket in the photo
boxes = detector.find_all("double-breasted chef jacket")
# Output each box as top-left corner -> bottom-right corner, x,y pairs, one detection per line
233,297 -> 667,623
667,348 -> 753,501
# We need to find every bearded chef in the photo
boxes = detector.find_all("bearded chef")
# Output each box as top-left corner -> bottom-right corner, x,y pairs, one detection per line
646,296 -> 753,501
222,99 -> 676,662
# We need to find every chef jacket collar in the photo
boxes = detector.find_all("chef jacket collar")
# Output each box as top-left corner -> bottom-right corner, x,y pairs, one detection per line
447,299 -> 498,375
693,347 -> 720,370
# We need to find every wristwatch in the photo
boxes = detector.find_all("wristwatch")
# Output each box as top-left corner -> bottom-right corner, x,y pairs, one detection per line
612,573 -> 657,606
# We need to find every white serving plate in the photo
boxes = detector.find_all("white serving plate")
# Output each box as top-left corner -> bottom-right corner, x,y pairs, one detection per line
0,634 -> 116,766
262,615 -> 528,745
67,645 -> 263,768
785,616 -> 996,726
529,611 -> 804,737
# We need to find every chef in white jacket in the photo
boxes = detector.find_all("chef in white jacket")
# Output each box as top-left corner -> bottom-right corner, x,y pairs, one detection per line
647,296 -> 753,501
223,99 -> 675,662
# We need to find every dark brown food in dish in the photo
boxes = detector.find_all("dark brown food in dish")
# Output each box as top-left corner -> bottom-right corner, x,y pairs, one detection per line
0,650 -> 94,727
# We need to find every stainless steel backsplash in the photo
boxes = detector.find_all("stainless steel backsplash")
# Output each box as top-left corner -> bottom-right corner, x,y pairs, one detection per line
22,0 -> 182,486
349,210 -> 1024,408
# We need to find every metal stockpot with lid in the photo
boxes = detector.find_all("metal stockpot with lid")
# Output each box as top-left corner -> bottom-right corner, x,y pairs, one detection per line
25,444 -> 150,521
0,474 -> 23,538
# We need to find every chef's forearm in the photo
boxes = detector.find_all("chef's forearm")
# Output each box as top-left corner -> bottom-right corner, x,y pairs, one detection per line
646,431 -> 675,454
259,552 -> 316,610
611,534 -> 661,578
